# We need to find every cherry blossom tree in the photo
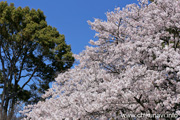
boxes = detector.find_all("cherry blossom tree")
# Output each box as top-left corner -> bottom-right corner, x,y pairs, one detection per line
21,0 -> 180,119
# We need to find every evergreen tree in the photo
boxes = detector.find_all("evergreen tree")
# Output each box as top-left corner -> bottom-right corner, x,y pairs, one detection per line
0,1 -> 74,120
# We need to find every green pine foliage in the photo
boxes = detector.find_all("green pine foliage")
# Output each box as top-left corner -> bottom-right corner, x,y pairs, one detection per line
149,0 -> 154,2
0,1 -> 74,119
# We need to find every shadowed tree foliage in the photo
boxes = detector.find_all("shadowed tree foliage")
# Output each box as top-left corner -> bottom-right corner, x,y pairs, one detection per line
0,1 -> 74,120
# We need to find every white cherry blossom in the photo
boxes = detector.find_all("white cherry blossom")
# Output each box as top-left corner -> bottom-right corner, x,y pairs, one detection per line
21,0 -> 180,119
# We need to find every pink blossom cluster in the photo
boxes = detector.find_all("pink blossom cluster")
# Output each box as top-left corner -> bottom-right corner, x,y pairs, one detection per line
21,0 -> 180,119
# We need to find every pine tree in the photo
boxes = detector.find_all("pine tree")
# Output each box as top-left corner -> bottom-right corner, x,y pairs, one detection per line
0,2 -> 74,119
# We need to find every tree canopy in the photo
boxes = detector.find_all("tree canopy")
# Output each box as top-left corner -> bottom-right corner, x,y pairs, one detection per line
0,1 -> 74,120
149,0 -> 154,2
22,0 -> 180,119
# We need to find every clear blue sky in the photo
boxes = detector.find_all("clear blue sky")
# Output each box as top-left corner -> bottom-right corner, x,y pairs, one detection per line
2,0 -> 138,55
0,0 -> 139,90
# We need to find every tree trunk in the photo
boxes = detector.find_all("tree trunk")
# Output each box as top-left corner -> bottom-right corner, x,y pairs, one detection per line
8,96 -> 16,120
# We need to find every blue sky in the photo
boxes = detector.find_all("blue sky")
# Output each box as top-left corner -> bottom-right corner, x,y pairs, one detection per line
0,0 -> 139,90
3,0 -> 138,55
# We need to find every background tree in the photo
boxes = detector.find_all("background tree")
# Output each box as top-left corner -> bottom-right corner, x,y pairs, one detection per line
0,1 -> 74,120
149,0 -> 154,2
